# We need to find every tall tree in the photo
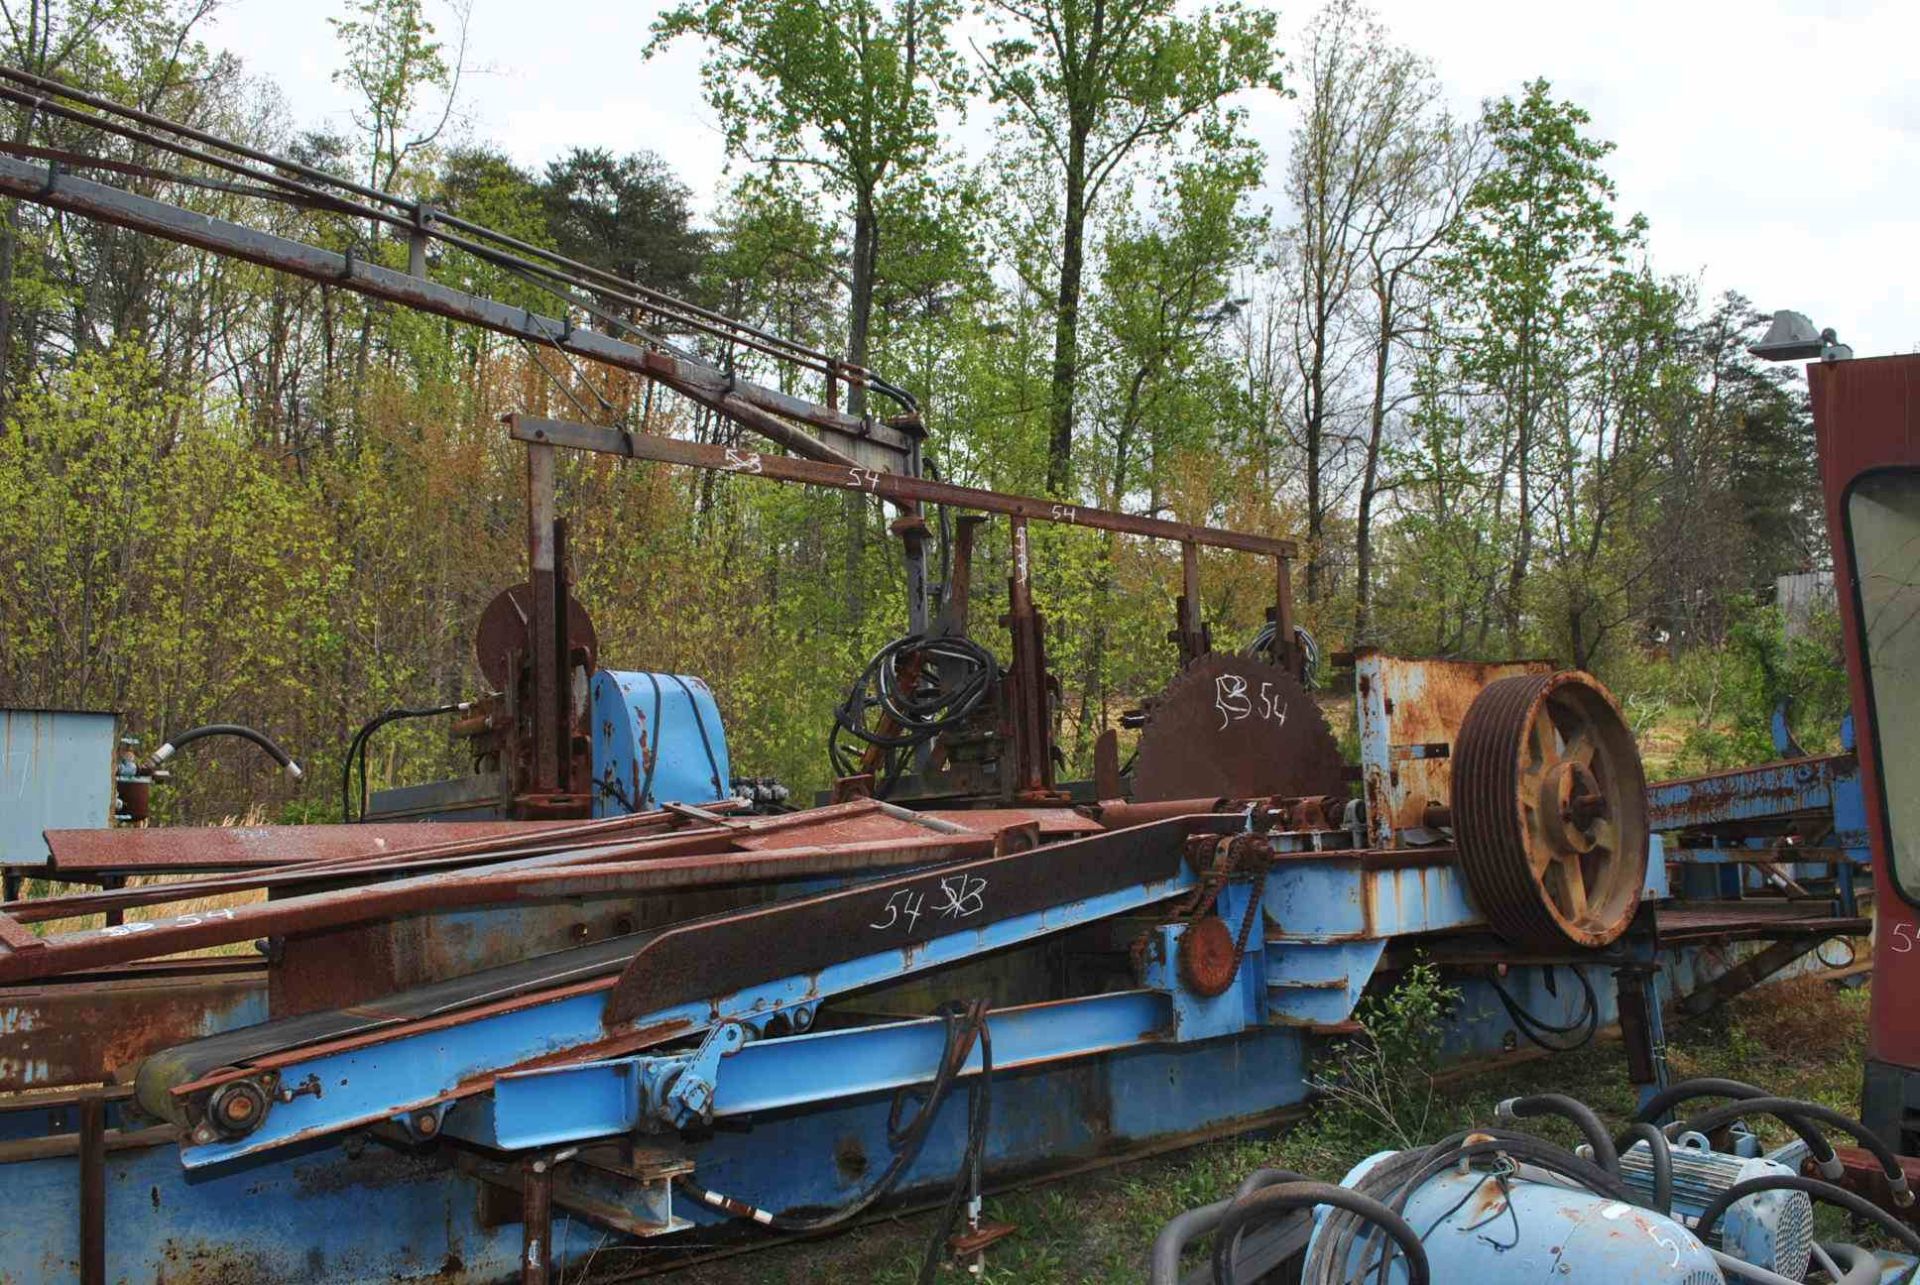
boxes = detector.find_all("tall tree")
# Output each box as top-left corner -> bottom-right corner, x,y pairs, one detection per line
1283,0 -> 1445,608
541,148 -> 707,301
977,0 -> 1282,494
649,0 -> 966,416
1433,79 -> 1644,650
328,0 -> 465,193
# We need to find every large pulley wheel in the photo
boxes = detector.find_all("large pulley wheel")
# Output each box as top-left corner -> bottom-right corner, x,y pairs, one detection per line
1453,671 -> 1648,951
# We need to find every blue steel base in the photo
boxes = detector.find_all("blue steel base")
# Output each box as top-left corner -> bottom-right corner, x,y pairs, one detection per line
0,940 -> 1807,1285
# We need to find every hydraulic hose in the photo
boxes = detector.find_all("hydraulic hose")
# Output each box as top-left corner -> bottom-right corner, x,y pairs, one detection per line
149,723 -> 301,778
1680,1096 -> 1912,1205
1617,1120 -> 1673,1216
681,1000 -> 990,1237
1216,1182 -> 1428,1285
339,703 -> 468,822
1495,1093 -> 1619,1174
1631,1077 -> 1842,1177
1148,1170 -> 1314,1285
1487,966 -> 1598,1052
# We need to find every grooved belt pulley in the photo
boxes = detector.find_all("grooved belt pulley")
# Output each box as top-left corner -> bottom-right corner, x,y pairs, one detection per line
1452,671 -> 1649,951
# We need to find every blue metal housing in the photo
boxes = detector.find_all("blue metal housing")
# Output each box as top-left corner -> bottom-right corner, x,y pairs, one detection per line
0,709 -> 116,867
590,670 -> 732,813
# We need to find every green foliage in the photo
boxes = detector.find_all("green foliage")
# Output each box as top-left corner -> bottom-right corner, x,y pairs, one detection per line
329,0 -> 454,188
1304,959 -> 1461,1152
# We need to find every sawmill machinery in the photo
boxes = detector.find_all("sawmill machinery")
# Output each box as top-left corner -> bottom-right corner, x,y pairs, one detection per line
0,75 -> 1906,1285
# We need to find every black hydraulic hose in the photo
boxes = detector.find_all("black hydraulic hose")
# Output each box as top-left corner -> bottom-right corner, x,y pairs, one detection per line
916,1006 -> 993,1285
1692,1174 -> 1920,1260
680,1000 -> 989,1236
339,703 -> 466,822
1150,1198 -> 1233,1285
1632,1078 -> 1841,1176
1235,1167 -> 1313,1201
1496,1093 -> 1619,1174
1218,1183 -> 1428,1285
1487,966 -> 1598,1052
1616,1121 -> 1673,1216
1681,1096 -> 1912,1205
150,723 -> 302,778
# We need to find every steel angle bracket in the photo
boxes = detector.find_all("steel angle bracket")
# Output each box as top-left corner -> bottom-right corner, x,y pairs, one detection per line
170,815 -> 1227,1169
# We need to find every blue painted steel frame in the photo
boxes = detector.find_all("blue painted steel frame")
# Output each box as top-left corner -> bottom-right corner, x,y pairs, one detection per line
177,855 -> 1200,1168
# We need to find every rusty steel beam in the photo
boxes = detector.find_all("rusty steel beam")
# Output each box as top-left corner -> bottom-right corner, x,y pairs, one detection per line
0,155 -> 901,468
8,808 -> 720,925
40,819 -> 609,873
0,832 -> 1003,984
507,416 -> 1298,558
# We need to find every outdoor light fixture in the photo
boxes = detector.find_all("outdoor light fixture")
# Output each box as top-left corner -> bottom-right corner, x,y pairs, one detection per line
1750,309 -> 1853,362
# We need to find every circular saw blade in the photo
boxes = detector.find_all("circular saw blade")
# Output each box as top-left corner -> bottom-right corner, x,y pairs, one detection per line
1131,653 -> 1346,803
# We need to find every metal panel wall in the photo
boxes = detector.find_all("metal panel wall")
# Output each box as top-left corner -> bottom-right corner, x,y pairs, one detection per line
0,710 -> 116,867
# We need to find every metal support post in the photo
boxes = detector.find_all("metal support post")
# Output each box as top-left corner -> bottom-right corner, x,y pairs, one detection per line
1173,541 -> 1208,663
1272,555 -> 1298,676
79,1095 -> 105,1285
526,442 -> 561,796
521,1155 -> 554,1285
1615,966 -> 1671,1112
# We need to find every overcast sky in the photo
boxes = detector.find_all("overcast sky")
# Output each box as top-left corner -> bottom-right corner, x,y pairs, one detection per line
204,0 -> 1918,357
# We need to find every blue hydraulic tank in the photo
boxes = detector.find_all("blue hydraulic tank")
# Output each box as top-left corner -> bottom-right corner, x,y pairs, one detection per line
590,670 -> 731,814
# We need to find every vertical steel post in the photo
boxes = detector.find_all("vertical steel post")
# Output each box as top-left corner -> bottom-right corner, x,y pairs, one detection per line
1004,517 -> 1054,798
520,1156 -> 554,1285
1272,554 -> 1299,676
79,1095 -> 105,1285
526,442 -> 561,796
1174,541 -> 1207,663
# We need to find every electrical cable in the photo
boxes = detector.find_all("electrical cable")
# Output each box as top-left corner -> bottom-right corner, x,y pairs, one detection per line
1487,965 -> 1599,1052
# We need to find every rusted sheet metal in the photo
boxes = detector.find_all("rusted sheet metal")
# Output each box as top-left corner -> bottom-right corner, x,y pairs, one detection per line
42,819 -> 596,873
604,815 -> 1230,1025
1353,651 -> 1553,848
1655,903 -> 1869,944
0,966 -> 266,1092
0,832 -> 997,985
1645,754 -> 1847,833
8,802 -> 780,927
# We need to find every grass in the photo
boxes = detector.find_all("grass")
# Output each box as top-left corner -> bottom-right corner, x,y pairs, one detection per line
652,972 -> 1873,1284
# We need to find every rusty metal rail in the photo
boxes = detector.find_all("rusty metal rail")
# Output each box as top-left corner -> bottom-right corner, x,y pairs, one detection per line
506,415 -> 1298,558
0,804 -> 1043,983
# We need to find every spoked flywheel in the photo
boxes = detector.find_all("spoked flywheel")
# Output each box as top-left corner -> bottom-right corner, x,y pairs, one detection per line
1452,671 -> 1649,951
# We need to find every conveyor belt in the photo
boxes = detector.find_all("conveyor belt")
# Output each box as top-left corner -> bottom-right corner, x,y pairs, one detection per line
133,929 -> 659,1122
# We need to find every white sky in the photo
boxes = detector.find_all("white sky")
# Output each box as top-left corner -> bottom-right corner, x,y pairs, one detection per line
205,0 -> 1919,356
